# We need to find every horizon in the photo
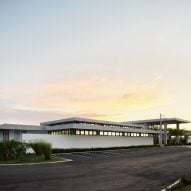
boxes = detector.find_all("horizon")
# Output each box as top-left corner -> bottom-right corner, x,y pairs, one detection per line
0,0 -> 191,130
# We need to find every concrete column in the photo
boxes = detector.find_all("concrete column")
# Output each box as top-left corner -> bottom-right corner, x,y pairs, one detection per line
176,123 -> 180,144
164,123 -> 167,145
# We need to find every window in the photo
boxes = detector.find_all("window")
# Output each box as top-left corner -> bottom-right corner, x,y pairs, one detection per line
81,130 -> 84,135
104,131 -> 108,136
112,132 -> 115,136
100,131 -> 104,136
85,130 -> 89,135
76,130 -> 80,135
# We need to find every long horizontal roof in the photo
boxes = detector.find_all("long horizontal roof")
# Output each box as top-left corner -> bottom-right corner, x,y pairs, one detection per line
126,118 -> 190,125
0,124 -> 45,131
40,117 -> 144,128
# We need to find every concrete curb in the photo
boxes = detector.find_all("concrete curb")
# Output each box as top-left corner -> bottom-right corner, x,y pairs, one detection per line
0,158 -> 73,166
161,179 -> 181,191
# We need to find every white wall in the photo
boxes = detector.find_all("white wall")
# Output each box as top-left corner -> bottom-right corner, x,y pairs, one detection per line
22,134 -> 153,148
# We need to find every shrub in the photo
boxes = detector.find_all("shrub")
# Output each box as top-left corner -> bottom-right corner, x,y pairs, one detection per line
29,142 -> 43,156
40,142 -> 52,160
0,140 -> 27,160
29,141 -> 52,160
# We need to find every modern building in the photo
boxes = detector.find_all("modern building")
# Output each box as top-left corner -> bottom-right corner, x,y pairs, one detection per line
0,117 -> 190,148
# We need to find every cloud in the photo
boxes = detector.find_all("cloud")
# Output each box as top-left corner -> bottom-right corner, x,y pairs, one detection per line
0,75 -> 168,123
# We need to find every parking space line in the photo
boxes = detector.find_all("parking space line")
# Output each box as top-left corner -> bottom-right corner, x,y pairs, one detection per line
98,151 -> 125,155
87,152 -> 109,157
62,153 -> 91,158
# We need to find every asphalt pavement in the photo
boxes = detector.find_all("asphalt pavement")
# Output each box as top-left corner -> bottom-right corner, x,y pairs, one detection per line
0,146 -> 190,191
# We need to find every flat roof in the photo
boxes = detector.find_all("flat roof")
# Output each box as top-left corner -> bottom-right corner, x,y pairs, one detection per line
126,118 -> 190,126
40,117 -> 144,128
0,124 -> 45,131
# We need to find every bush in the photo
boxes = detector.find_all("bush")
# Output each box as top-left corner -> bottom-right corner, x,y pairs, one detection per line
29,142 -> 43,156
0,140 -> 27,160
29,141 -> 52,160
40,142 -> 52,160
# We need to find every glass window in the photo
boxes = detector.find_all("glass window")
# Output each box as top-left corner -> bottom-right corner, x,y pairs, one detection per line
100,131 -> 104,136
108,132 -> 112,136
81,130 -> 84,135
93,131 -> 97,135
112,132 -> 115,136
76,130 -> 80,135
89,131 -> 92,135
116,132 -> 119,136
119,132 -> 122,136
85,130 -> 89,135
104,131 -> 108,136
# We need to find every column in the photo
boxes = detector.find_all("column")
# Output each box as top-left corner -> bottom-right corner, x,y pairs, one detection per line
176,123 -> 180,144
164,123 -> 167,145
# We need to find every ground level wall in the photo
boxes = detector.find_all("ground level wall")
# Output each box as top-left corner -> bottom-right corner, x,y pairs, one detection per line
22,134 -> 153,149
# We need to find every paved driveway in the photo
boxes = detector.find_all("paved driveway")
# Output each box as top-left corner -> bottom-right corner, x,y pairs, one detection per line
0,147 -> 190,191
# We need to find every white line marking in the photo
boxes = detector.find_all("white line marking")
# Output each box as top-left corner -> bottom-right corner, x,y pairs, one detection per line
87,152 -> 109,157
64,153 -> 91,158
98,151 -> 124,155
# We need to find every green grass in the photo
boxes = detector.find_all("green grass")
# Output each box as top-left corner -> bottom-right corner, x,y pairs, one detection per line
177,185 -> 191,191
0,155 -> 64,164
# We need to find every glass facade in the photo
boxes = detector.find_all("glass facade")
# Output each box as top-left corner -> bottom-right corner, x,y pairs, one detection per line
49,129 -> 153,137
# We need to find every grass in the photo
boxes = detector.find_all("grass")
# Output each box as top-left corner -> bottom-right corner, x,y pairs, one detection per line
0,155 -> 64,164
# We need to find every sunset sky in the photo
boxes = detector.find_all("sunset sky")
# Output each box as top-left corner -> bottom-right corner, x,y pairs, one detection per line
0,0 -> 191,129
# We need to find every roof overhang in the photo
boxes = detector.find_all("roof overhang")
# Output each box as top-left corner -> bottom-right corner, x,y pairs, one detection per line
40,117 -> 144,128
0,124 -> 45,131
126,118 -> 190,126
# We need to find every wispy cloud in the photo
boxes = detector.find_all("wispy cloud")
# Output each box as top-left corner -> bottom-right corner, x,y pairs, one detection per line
0,75 -> 168,123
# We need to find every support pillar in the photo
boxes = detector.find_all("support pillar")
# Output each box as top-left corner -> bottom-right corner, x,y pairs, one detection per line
164,123 -> 167,145
176,123 -> 180,145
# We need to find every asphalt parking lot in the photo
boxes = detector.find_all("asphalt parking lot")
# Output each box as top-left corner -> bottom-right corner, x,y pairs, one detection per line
0,147 -> 190,191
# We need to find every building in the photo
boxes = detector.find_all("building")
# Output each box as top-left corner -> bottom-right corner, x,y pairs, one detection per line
0,117 -> 190,148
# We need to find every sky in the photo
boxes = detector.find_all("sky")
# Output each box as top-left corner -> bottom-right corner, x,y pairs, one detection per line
0,0 -> 191,129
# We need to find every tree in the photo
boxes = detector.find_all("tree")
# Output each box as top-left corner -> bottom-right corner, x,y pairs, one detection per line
168,128 -> 185,145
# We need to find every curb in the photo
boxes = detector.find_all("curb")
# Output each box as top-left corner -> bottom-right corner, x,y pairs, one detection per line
0,158 -> 73,166
161,179 -> 181,191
